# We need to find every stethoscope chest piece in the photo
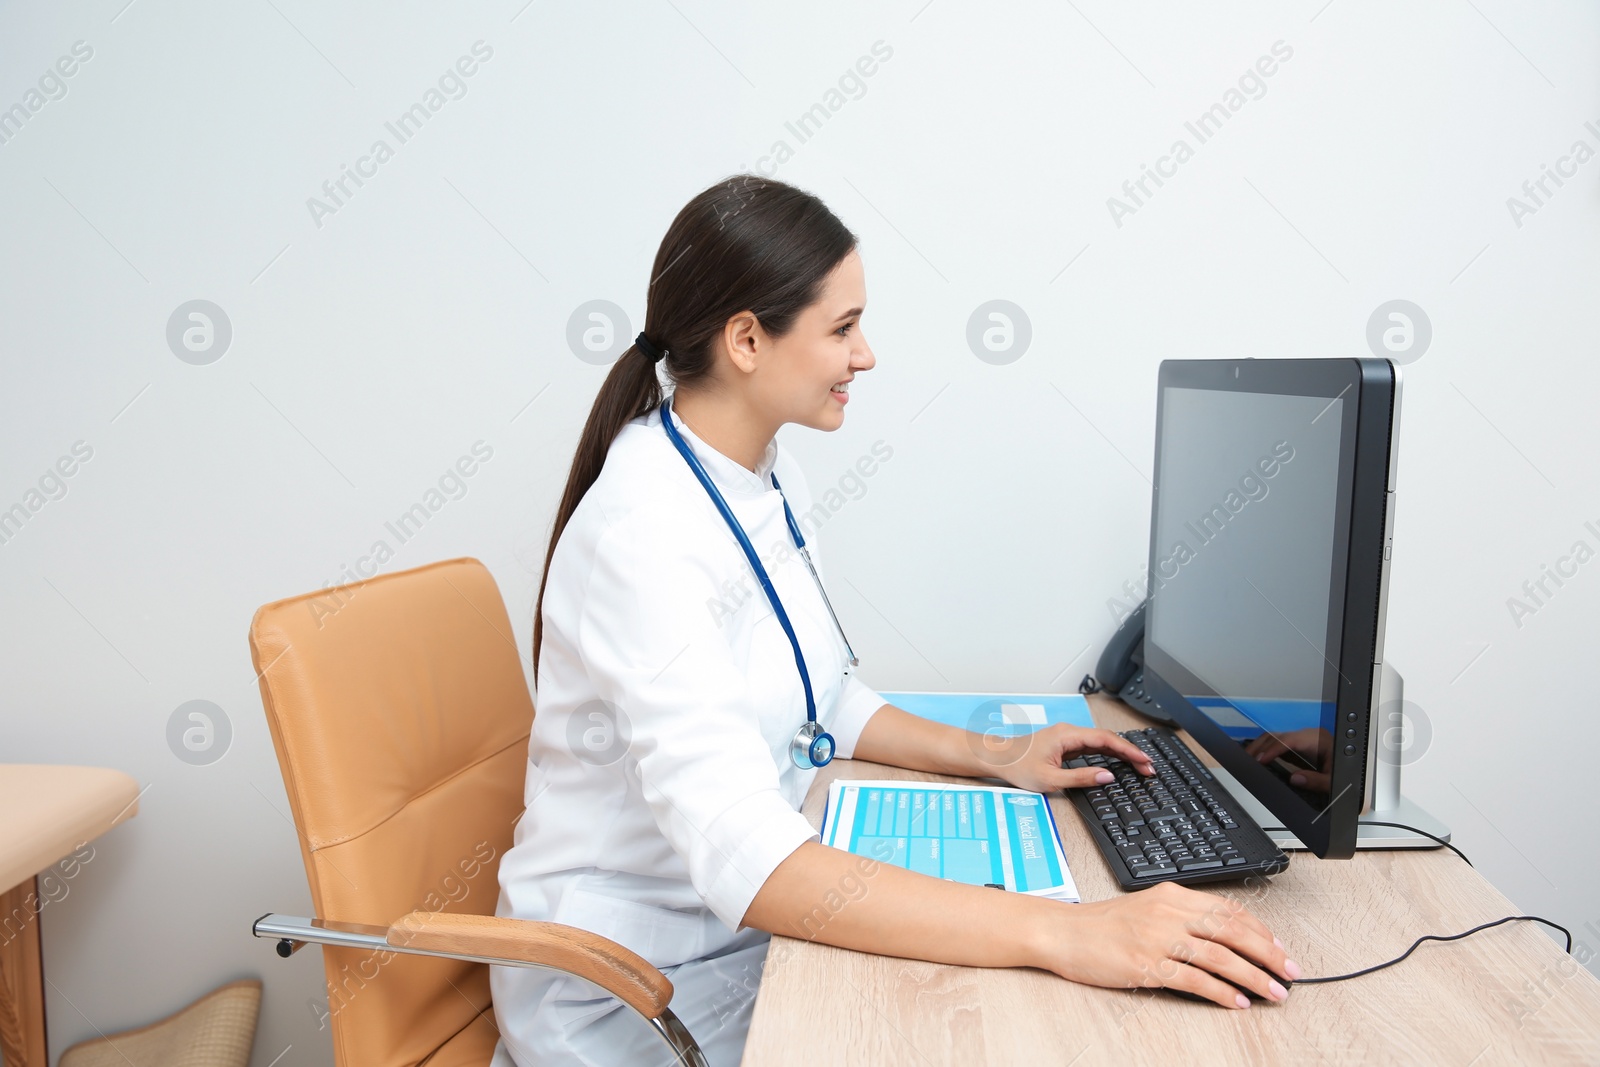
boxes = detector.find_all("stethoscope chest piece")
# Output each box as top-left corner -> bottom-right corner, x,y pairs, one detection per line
791,721 -> 835,769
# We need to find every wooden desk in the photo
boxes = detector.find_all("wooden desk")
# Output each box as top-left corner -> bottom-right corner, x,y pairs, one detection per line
742,695 -> 1600,1065
0,765 -> 141,1067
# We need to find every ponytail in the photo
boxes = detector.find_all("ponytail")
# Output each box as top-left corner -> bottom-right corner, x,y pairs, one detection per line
533,342 -> 661,671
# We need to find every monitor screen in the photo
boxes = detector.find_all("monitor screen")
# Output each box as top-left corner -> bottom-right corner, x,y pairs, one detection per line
1146,384 -> 1352,805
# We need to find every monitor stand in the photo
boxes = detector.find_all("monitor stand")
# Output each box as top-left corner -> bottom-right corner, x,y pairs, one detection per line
1208,664 -> 1452,851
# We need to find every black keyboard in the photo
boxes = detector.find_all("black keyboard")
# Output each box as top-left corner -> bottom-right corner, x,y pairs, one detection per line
1063,726 -> 1289,889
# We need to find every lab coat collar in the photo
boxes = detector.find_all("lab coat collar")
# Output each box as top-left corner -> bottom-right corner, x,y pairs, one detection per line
658,397 -> 778,498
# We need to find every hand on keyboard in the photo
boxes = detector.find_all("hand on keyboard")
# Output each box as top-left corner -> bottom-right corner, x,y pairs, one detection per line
983,724 -> 1155,795
1034,881 -> 1301,1009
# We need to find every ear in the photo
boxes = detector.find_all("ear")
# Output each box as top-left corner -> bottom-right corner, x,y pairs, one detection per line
722,310 -> 763,375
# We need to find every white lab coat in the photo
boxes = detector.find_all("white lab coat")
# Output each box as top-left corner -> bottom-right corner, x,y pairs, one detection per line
489,400 -> 886,1066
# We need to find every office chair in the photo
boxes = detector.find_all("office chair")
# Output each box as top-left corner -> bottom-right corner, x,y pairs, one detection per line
247,556 -> 707,1066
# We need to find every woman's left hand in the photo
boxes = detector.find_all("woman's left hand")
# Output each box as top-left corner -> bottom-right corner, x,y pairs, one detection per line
980,724 -> 1155,794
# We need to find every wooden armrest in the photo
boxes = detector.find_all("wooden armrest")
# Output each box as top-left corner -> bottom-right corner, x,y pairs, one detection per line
388,911 -> 674,1020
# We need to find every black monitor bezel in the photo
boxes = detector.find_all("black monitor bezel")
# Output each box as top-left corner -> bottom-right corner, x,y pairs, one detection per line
1140,357 -> 1395,859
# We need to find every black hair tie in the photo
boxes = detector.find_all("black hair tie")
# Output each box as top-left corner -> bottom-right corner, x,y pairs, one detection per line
635,332 -> 666,362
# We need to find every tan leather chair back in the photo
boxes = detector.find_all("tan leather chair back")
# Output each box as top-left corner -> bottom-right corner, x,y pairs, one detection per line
250,557 -> 534,1066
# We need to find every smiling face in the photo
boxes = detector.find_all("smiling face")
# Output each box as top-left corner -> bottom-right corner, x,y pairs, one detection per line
719,249 -> 875,434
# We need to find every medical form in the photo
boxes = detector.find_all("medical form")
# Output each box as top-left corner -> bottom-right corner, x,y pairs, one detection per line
820,780 -> 1080,903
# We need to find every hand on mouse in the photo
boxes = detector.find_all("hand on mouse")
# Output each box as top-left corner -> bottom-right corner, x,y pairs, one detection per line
1032,881 -> 1301,1008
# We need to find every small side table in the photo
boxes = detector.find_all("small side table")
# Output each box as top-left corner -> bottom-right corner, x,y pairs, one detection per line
0,765 -> 141,1067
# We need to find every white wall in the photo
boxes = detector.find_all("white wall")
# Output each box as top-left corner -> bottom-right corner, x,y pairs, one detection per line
3,1 -> 1596,1062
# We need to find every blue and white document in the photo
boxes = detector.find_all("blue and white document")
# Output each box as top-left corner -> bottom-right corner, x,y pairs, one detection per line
820,780 -> 1080,903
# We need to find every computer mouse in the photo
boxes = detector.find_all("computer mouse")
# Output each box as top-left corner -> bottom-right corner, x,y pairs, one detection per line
1163,974 -> 1292,1005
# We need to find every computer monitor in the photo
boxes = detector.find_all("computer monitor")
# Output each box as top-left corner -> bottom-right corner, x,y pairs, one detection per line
1136,357 -> 1433,859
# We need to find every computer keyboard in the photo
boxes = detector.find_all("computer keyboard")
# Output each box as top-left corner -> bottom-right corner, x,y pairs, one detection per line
1063,726 -> 1290,889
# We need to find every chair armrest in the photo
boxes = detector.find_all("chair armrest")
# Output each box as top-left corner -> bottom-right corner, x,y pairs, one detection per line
390,915 -> 672,1023
252,912 -> 673,1018
254,912 -> 702,1064
388,911 -> 673,1021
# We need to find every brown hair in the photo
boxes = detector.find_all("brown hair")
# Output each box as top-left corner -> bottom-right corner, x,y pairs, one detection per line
533,175 -> 858,674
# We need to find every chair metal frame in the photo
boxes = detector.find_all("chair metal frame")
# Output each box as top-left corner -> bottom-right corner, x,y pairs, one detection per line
253,913 -> 708,1066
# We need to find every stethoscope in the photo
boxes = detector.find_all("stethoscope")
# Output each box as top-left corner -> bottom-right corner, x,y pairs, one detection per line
660,395 -> 858,769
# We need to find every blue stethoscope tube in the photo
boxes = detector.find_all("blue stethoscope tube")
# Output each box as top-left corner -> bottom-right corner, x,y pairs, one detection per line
660,395 -> 856,769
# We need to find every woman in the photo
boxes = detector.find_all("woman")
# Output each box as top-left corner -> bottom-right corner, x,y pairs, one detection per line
490,176 -> 1297,1066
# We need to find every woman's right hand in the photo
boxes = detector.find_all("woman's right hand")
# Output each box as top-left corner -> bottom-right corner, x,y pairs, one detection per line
1033,881 -> 1301,1008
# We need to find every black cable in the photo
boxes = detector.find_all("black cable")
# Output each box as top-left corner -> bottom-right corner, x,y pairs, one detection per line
1294,915 -> 1573,984
1257,821 -> 1573,984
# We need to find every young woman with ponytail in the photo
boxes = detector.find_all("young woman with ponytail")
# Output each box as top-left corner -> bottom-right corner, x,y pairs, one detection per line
490,177 -> 1296,1066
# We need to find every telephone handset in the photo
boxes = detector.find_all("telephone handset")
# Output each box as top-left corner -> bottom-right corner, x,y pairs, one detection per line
1079,599 -> 1176,726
